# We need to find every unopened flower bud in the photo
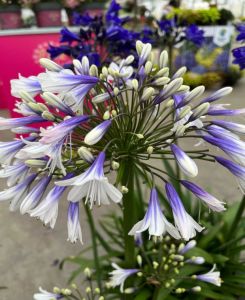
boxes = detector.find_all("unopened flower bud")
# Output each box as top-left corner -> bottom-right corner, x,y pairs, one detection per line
145,61 -> 153,74
19,90 -> 35,102
102,67 -> 108,76
177,85 -> 190,93
42,111 -> 55,121
192,103 -> 210,119
112,161 -> 120,170
174,268 -> 179,274
192,286 -> 201,292
40,58 -> 62,71
108,67 -> 115,76
165,282 -> 170,288
53,287 -> 60,294
25,159 -> 47,167
164,264 -> 169,271
71,283 -> 77,289
99,297 -> 105,300
113,87 -> 119,96
121,186 -> 129,194
92,92 -> 111,104
172,66 -> 187,79
176,288 -> 185,294
166,99 -> 174,107
85,287 -> 91,294
132,79 -> 139,91
136,133 -> 144,139
111,110 -> 117,117
94,288 -> 100,294
147,146 -> 154,155
89,64 -> 98,77
124,288 -> 135,294
84,267 -> 92,278
142,87 -> 154,101
159,50 -> 168,68
137,255 -> 142,266
153,261 -> 159,269
178,106 -> 192,120
175,125 -> 186,137
136,40 -> 144,55
78,146 -> 94,163
154,77 -> 170,86
103,111 -> 110,120
62,289 -> 72,296
125,55 -> 134,65
156,67 -> 169,77
137,271 -> 143,277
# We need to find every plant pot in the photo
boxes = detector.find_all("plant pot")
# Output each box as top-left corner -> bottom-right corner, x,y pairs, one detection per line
0,5 -> 22,30
34,2 -> 62,28
81,2 -> 105,17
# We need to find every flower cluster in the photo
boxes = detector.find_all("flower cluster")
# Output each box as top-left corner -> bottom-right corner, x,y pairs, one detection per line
1,40 -> 244,245
48,0 -> 141,66
232,23 -> 245,70
48,0 -> 205,67
108,238 -> 221,294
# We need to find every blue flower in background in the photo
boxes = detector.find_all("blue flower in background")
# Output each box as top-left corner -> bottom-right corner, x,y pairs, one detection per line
185,24 -> 204,47
175,51 -> 196,70
47,45 -> 71,59
236,23 -> 245,42
60,27 -> 81,43
215,50 -> 229,71
232,46 -> 245,70
72,12 -> 95,26
158,19 -> 174,34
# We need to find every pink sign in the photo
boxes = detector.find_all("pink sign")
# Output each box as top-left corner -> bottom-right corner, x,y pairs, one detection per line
0,30 -> 71,116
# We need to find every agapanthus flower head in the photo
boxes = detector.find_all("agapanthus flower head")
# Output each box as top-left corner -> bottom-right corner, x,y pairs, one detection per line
0,39 -> 243,245
232,46 -> 245,70
236,23 -> 245,42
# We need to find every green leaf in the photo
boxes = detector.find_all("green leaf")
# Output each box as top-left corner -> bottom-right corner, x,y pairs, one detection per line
134,288 -> 152,300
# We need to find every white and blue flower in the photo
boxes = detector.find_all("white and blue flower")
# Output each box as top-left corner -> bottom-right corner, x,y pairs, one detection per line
57,152 -> 122,207
129,188 -> 180,239
165,183 -> 204,240
67,202 -> 83,244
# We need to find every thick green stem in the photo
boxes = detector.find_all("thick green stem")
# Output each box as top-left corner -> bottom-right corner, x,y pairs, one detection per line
120,161 -> 137,300
84,204 -> 102,290
228,196 -> 245,240
122,162 -> 136,267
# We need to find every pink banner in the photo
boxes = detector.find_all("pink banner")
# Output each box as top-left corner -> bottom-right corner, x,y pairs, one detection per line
0,31 -> 71,116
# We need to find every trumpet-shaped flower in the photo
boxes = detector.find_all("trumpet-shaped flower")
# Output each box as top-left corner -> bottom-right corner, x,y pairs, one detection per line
20,176 -> 51,214
0,140 -> 27,164
0,174 -> 37,211
33,287 -> 62,300
84,120 -> 112,145
67,202 -> 83,244
165,183 -> 204,240
39,115 -> 89,144
11,74 -> 41,98
170,144 -> 198,177
57,152 -> 122,207
109,263 -> 139,292
30,174 -> 72,228
203,135 -> 245,166
128,188 -> 180,239
38,69 -> 99,111
212,120 -> 245,135
195,265 -> 222,287
216,156 -> 245,193
180,180 -> 226,212
0,162 -> 29,187
0,116 -> 44,130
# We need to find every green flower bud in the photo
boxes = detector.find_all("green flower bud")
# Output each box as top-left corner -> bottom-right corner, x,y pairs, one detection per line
132,79 -> 139,91
121,186 -> 129,194
89,64 -> 98,77
112,161 -> 120,170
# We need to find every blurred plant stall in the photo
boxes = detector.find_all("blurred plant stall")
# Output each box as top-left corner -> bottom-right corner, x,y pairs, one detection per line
0,0 -> 22,29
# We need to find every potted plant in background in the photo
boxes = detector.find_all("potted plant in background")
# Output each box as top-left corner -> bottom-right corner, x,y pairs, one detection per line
34,0 -> 62,27
0,0 -> 22,29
